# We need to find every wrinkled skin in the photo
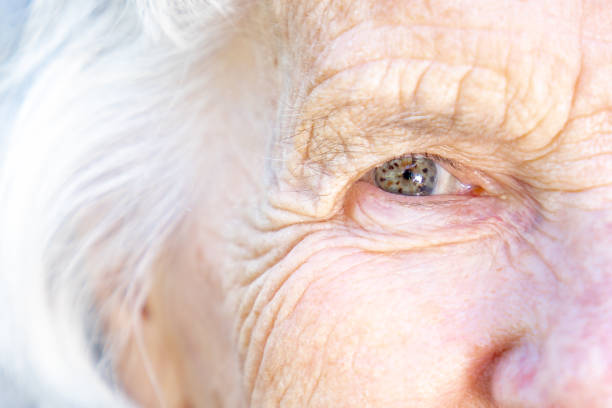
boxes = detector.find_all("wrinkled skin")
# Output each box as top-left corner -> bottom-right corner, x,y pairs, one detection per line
118,1 -> 612,407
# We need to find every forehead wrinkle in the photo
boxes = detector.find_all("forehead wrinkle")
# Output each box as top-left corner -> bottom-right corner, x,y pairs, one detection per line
276,0 -> 582,72
310,23 -> 512,95
276,0 -> 583,134
292,60 -> 520,162
269,0 -> 360,80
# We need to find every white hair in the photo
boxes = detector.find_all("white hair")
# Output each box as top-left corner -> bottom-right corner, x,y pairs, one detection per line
0,1 -> 242,405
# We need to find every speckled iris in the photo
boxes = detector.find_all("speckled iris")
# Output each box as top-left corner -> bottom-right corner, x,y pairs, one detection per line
374,155 -> 437,195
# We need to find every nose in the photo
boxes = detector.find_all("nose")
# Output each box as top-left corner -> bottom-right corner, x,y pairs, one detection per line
491,210 -> 612,407
491,301 -> 612,407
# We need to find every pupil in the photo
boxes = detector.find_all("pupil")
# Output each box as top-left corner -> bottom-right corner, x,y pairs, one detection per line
402,169 -> 413,180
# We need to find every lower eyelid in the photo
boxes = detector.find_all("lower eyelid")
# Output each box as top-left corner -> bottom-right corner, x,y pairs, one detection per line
346,181 -> 509,236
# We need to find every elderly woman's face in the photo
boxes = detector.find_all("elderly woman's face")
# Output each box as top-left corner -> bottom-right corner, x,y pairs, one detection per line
120,1 -> 612,407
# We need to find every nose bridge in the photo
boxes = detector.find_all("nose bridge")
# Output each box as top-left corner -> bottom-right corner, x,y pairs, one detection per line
554,207 -> 612,393
548,291 -> 612,375
554,206 -> 612,288
545,206 -> 612,386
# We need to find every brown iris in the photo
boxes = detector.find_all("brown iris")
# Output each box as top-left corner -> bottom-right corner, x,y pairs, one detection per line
374,155 -> 437,196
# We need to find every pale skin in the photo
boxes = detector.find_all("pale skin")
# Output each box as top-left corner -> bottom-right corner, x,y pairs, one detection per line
112,1 -> 612,407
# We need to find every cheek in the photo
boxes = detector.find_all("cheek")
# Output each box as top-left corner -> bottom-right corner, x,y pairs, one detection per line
241,176 -> 552,406
247,240 -> 543,407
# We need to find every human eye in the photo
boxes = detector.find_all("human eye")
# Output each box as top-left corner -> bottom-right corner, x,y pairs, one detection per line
370,154 -> 474,196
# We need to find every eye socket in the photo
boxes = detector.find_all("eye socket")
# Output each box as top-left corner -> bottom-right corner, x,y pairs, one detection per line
373,154 -> 472,196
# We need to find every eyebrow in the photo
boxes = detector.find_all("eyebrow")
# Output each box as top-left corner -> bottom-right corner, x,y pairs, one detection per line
290,82 -> 478,165
286,13 -> 584,161
290,46 -> 581,171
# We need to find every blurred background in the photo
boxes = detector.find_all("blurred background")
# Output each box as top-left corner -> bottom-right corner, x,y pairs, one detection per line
0,0 -> 30,159
0,1 -> 33,406
0,0 -> 29,52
